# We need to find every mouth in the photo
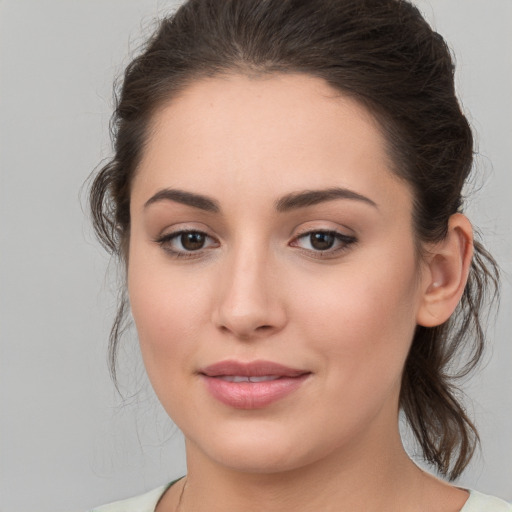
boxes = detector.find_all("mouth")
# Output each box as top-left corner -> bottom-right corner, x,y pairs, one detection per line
199,360 -> 311,409
216,375 -> 282,383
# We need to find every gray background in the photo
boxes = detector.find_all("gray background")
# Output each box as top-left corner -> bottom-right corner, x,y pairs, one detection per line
0,1 -> 510,511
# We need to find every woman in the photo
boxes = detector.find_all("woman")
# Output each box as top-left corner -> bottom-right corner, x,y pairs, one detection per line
88,0 -> 509,510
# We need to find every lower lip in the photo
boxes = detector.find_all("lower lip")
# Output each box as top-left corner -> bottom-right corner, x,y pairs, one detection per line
201,374 -> 310,409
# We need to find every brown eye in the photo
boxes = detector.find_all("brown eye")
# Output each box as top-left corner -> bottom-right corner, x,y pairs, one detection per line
156,230 -> 218,257
309,232 -> 335,250
180,232 -> 206,251
291,229 -> 357,257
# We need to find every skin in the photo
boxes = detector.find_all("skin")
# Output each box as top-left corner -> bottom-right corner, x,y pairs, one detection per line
127,73 -> 473,512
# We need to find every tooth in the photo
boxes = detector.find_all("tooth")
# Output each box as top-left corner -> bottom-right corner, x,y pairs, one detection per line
218,376 -> 249,382
216,375 -> 282,383
248,376 -> 280,382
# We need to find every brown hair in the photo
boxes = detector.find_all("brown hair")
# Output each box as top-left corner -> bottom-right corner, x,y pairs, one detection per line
89,0 -> 499,480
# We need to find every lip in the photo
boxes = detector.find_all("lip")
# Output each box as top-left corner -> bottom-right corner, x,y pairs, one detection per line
199,360 -> 311,409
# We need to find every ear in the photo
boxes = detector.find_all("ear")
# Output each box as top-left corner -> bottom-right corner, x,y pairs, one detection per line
416,213 -> 473,327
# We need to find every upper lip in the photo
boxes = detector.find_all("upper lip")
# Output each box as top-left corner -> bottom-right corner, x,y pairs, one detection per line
199,360 -> 309,378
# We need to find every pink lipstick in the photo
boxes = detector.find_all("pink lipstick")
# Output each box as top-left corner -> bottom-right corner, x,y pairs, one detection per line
199,360 -> 310,409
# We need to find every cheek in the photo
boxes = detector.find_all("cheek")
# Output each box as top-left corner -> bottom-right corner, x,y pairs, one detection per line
127,249 -> 209,383
289,250 -> 420,379
128,268 -> 214,431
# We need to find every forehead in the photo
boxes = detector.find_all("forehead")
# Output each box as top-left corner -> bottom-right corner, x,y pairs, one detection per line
133,73 -> 410,211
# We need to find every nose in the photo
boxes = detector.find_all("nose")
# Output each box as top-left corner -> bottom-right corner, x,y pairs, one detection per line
212,245 -> 287,340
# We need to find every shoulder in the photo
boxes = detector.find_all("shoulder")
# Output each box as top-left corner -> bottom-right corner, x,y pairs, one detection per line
88,484 -> 170,512
462,490 -> 512,512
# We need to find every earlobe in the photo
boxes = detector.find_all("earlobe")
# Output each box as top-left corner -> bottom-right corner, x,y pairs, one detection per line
416,214 -> 473,327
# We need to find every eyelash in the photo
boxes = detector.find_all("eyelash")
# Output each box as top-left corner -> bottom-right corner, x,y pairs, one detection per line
154,229 -> 357,259
154,230 -> 219,259
291,230 -> 357,257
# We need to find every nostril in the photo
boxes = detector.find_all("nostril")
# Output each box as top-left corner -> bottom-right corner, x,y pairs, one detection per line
217,322 -> 276,339
256,325 -> 273,331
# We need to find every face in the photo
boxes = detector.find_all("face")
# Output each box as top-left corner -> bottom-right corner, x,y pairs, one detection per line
128,73 -> 428,473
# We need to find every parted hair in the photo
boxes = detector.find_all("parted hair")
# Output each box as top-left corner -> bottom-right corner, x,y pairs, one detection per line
90,0 -> 499,480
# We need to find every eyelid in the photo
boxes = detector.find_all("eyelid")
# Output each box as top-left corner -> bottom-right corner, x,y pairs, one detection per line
154,226 -> 220,259
289,227 -> 357,257
154,221 -> 216,243
152,222 -> 356,259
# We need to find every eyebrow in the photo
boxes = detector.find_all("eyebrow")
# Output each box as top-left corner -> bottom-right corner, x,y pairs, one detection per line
144,188 -> 220,212
143,186 -> 377,213
275,187 -> 378,211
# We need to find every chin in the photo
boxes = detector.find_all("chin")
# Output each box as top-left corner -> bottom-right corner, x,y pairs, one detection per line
185,419 -> 339,475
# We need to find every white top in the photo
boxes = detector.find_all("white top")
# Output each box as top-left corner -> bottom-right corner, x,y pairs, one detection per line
89,485 -> 512,512
462,491 -> 512,512
89,484 -> 170,512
